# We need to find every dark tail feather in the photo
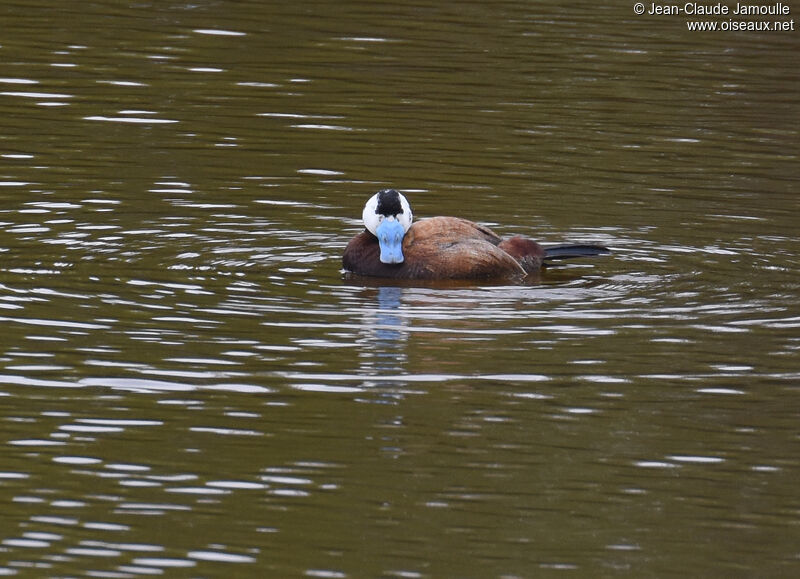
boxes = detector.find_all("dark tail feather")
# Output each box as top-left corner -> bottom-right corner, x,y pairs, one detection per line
543,244 -> 610,262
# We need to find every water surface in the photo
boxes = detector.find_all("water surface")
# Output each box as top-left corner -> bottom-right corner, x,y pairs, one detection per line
1,0 -> 799,577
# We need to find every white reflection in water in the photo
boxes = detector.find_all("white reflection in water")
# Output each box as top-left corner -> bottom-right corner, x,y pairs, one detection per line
80,539 -> 163,552
97,80 -> 148,87
166,487 -> 231,495
30,516 -> 79,526
297,169 -> 344,176
696,387 -> 745,395
3,538 -> 51,548
667,455 -> 725,464
65,546 -> 121,557
0,91 -> 72,98
83,522 -> 130,532
116,503 -> 192,514
83,115 -> 179,124
261,475 -> 312,485
52,456 -> 102,465
188,550 -> 256,563
119,480 -> 161,488
78,377 -> 195,393
131,557 -> 195,568
206,480 -> 266,490
306,570 -> 347,579
193,29 -> 246,36
24,532 -> 61,541
189,426 -> 263,436
78,419 -> 162,427
51,500 -> 85,508
292,383 -> 363,393
634,461 -> 679,469
59,424 -> 123,433
9,439 -> 66,446
292,123 -> 359,131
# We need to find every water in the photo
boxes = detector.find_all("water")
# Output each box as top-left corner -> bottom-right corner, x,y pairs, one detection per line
1,0 -> 799,577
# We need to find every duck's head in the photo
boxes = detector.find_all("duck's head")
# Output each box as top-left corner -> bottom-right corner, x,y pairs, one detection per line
362,189 -> 413,264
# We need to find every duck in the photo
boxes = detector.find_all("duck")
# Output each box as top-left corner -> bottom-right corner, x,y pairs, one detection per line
342,189 -> 609,280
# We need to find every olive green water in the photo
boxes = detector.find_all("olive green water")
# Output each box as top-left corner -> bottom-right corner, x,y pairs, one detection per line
1,1 -> 799,577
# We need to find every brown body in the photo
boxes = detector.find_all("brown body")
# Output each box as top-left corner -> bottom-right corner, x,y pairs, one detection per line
343,216 -> 546,280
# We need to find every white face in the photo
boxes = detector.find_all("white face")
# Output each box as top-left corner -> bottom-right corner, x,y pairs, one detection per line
362,190 -> 413,236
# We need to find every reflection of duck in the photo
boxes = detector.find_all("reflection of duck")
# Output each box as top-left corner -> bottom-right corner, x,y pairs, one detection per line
343,189 -> 610,280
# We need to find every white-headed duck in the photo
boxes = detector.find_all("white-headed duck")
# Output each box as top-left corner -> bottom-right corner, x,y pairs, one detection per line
343,189 -> 609,280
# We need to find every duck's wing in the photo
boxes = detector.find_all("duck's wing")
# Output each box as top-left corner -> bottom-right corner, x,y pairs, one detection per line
402,217 -> 525,279
407,216 -> 502,245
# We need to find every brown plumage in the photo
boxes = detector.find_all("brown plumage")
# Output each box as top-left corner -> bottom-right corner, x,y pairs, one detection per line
343,190 -> 610,281
343,216 -> 545,280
